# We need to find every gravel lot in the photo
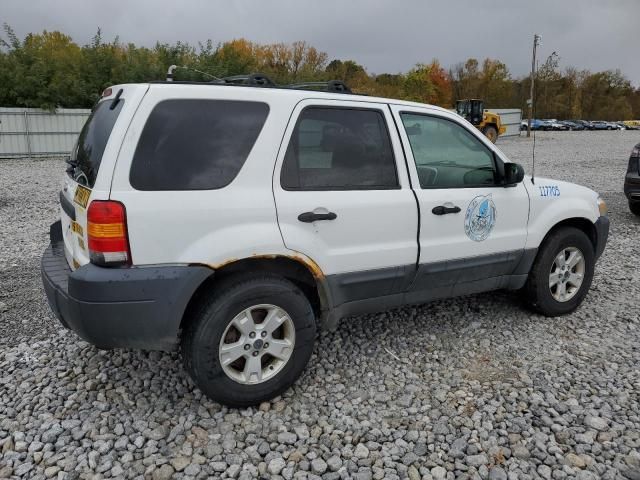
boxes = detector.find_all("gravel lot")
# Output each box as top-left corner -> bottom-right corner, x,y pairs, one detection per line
1,131 -> 640,480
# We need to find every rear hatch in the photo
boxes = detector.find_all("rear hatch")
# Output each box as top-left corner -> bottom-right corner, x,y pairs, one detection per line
60,85 -> 146,270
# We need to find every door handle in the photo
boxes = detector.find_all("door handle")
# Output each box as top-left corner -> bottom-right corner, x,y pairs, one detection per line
432,205 -> 461,215
298,211 -> 337,223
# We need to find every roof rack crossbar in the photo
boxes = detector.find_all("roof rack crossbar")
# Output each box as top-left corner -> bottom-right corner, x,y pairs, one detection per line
286,80 -> 352,94
219,73 -> 276,87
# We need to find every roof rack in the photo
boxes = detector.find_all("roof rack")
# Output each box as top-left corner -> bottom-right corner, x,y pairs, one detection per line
218,73 -> 276,87
161,66 -> 354,94
286,80 -> 352,94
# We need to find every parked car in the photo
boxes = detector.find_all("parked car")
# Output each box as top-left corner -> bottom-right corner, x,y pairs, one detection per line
41,76 -> 609,406
624,143 -> 640,215
528,119 -> 553,131
591,121 -> 614,130
571,120 -> 594,130
520,119 -> 545,131
559,121 -> 585,131
544,119 -> 569,131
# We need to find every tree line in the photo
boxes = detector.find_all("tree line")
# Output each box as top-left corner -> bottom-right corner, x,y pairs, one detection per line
1,25 -> 638,120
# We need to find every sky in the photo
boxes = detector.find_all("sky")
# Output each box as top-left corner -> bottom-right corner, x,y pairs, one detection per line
2,0 -> 639,84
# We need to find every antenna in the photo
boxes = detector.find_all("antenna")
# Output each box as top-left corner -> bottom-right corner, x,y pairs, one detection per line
531,108 -> 537,185
529,34 -> 541,184
166,64 -> 222,82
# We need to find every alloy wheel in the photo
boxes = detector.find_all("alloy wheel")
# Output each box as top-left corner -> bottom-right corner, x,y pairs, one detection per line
218,304 -> 295,384
548,247 -> 585,302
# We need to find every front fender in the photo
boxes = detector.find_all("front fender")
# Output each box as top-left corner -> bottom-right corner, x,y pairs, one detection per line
524,178 -> 600,250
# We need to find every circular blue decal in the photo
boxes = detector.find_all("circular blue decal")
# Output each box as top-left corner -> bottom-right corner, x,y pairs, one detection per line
464,194 -> 497,242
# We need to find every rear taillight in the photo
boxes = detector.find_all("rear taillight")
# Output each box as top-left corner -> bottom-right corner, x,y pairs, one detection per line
87,200 -> 131,266
631,145 -> 640,174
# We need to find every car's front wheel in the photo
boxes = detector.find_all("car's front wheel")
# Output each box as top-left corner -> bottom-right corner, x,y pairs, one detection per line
629,201 -> 640,216
523,227 -> 595,316
182,273 -> 316,407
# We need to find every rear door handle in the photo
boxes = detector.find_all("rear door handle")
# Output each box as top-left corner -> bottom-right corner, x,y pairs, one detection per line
432,205 -> 461,215
298,211 -> 337,223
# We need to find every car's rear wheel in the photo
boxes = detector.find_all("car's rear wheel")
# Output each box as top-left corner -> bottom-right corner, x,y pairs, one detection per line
523,227 -> 595,316
182,273 -> 316,407
629,201 -> 640,216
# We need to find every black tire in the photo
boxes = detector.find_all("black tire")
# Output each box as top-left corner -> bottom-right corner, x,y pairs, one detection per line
482,125 -> 498,143
523,227 -> 595,316
630,201 -> 640,216
181,273 -> 316,407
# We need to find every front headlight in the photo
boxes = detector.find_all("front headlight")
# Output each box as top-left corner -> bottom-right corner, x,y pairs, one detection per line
597,196 -> 608,216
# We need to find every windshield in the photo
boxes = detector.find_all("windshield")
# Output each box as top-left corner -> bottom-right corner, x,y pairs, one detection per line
69,99 -> 124,187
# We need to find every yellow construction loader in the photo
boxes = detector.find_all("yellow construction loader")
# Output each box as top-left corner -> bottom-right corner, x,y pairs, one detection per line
455,99 -> 505,143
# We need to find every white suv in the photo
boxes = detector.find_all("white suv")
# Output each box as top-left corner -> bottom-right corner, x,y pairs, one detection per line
42,76 -> 609,407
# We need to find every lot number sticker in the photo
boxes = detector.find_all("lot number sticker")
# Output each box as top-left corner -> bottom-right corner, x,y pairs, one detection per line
538,185 -> 560,197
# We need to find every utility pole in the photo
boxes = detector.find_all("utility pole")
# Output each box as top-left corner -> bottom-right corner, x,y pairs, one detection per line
527,34 -> 541,138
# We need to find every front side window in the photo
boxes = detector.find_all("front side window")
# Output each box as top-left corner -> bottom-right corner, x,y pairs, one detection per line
130,99 -> 269,190
401,113 -> 498,188
281,107 -> 398,190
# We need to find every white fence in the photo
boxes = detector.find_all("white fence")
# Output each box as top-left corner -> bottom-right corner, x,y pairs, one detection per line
492,109 -> 522,137
0,107 -> 90,158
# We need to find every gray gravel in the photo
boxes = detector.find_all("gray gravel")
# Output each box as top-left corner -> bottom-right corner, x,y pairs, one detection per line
1,131 -> 640,479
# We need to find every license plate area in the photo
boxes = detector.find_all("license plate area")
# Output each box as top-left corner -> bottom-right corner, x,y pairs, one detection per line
74,185 -> 91,208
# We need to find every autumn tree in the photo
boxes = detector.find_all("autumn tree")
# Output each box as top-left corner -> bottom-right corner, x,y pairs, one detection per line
403,61 -> 452,107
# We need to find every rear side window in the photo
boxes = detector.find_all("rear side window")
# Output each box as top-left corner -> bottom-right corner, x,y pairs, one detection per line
71,99 -> 124,188
281,107 -> 398,190
130,99 -> 269,190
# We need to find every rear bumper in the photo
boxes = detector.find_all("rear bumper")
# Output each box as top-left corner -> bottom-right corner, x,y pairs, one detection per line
594,216 -> 609,261
41,221 -> 212,350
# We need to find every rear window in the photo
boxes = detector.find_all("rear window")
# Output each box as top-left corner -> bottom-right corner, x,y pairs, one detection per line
130,99 -> 269,191
70,99 -> 124,187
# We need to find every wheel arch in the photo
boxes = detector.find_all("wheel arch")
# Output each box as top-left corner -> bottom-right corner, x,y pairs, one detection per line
180,255 -> 330,331
538,217 -> 597,254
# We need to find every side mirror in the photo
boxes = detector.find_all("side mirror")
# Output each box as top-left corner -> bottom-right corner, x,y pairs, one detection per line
504,163 -> 525,186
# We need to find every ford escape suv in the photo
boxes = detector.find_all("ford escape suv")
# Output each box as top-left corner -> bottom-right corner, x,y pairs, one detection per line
42,76 -> 609,407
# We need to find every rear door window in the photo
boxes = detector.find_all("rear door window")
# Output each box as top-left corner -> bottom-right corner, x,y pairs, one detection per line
70,99 -> 124,187
130,99 -> 269,190
280,107 -> 398,190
